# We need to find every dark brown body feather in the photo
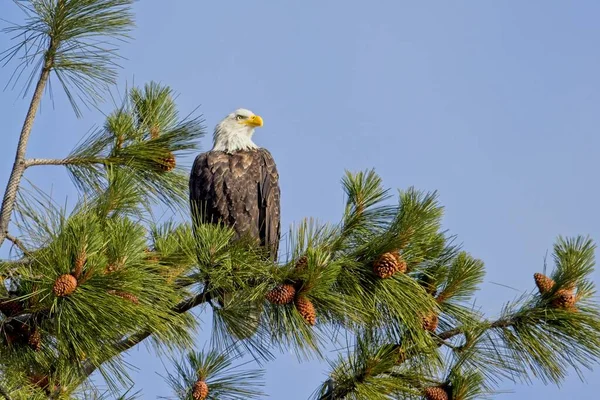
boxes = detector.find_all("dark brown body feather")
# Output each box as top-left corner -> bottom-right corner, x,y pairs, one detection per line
189,148 -> 281,260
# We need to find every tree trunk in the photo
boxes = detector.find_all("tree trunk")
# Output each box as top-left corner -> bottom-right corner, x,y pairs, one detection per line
0,56 -> 53,248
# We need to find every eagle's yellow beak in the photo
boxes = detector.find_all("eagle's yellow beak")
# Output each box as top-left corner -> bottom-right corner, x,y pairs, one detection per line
244,115 -> 263,127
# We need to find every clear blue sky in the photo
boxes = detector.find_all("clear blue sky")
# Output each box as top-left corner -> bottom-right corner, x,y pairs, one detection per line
1,1 -> 599,398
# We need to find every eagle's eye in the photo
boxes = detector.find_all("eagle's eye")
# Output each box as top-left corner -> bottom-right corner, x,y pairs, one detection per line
235,115 -> 246,121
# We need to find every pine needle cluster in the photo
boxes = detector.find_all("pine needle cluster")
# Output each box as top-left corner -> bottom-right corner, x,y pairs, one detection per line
0,2 -> 599,400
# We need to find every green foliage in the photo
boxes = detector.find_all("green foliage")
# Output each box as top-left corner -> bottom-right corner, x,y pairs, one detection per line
65,81 -> 205,209
0,2 -> 599,399
2,0 -> 135,115
163,349 -> 266,400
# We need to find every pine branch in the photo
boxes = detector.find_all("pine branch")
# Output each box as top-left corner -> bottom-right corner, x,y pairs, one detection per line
164,349 -> 266,400
0,0 -> 135,248
437,317 -> 514,341
80,291 -> 213,381
4,232 -> 29,254
0,385 -> 13,400
24,158 -> 72,167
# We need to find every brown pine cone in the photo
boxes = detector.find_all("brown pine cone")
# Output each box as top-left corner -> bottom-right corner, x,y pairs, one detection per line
373,251 -> 406,279
424,386 -> 449,400
150,126 -> 160,139
28,329 -> 42,351
295,295 -> 316,326
266,284 -> 296,305
551,288 -> 577,310
53,274 -> 78,297
534,273 -> 555,295
157,152 -> 176,172
192,380 -> 209,400
422,313 -> 439,332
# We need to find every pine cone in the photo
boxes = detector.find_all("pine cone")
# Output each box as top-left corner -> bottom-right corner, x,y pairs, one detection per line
108,290 -> 139,304
424,386 -> 449,400
422,313 -> 439,332
192,380 -> 209,400
551,288 -> 577,310
294,255 -> 308,271
53,274 -> 78,297
534,273 -> 555,295
73,250 -> 87,279
266,284 -> 296,305
28,329 -> 42,351
157,152 -> 176,172
373,251 -> 406,279
295,295 -> 316,325
150,125 -> 160,139
0,297 -> 23,317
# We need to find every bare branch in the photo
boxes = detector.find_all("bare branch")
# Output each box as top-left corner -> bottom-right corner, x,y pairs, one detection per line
24,158 -> 71,168
4,233 -> 29,254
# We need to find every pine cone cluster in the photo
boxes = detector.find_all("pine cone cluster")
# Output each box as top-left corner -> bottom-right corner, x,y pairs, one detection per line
53,274 -> 78,297
533,273 -> 578,311
295,295 -> 316,326
551,288 -> 577,310
0,297 -> 24,317
192,380 -> 209,400
422,313 -> 439,332
266,284 -> 296,305
373,251 -> 407,279
424,386 -> 449,400
534,273 -> 555,295
157,152 -> 176,172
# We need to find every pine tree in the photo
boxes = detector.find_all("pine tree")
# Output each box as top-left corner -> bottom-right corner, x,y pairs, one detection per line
0,2 -> 599,400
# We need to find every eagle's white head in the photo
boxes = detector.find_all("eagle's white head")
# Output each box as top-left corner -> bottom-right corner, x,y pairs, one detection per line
212,108 -> 264,152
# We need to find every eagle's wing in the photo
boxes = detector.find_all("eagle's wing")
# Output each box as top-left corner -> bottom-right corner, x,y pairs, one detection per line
190,152 -> 220,227
257,148 -> 281,260
189,149 -> 281,260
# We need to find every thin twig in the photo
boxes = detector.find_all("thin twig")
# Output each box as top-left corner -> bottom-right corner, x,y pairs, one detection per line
437,317 -> 514,341
5,233 -> 29,254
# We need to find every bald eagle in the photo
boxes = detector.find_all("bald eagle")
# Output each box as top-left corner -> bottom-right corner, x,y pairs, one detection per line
189,108 -> 281,260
